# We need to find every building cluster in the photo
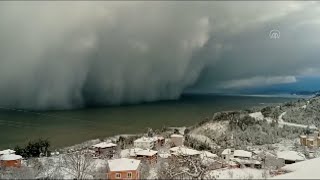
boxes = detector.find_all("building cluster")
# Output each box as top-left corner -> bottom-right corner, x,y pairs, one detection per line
105,135 -> 167,179
0,132 -> 312,179
299,131 -> 320,149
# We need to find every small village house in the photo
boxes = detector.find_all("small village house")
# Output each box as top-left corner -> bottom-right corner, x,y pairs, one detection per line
135,149 -> 158,164
277,151 -> 306,164
107,158 -> 141,180
221,149 -> 232,161
134,137 -> 155,149
299,135 -> 307,146
92,142 -> 117,158
170,134 -> 184,147
0,154 -> 22,168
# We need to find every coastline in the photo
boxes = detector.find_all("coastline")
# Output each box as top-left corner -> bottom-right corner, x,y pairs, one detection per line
56,95 -> 306,152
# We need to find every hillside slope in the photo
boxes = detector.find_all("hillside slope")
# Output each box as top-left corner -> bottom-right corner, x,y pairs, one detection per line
186,96 -> 320,152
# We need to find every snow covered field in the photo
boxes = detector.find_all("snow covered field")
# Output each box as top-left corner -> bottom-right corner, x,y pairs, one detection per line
209,168 -> 269,179
271,157 -> 320,179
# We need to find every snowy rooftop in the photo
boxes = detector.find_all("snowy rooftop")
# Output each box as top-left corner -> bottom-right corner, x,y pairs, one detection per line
92,142 -> 117,148
135,149 -> 158,156
134,137 -> 155,143
234,150 -> 252,158
0,149 -> 15,155
0,154 -> 22,161
120,148 -> 143,158
272,157 -> 320,179
277,151 -> 306,161
108,158 -> 141,171
221,149 -> 231,155
171,134 -> 183,138
170,146 -> 200,156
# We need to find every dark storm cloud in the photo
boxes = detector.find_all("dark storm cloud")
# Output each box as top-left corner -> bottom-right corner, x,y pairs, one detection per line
0,1 -> 318,109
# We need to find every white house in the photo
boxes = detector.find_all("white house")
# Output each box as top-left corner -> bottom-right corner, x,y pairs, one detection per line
134,137 -> 155,149
221,149 -> 232,161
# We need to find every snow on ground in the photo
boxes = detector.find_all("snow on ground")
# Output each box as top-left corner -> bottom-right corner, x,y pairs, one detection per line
208,168 -> 269,179
147,167 -> 158,179
271,157 -> 320,179
192,121 -> 228,135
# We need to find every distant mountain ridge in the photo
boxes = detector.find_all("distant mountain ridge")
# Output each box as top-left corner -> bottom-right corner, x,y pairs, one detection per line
290,90 -> 320,96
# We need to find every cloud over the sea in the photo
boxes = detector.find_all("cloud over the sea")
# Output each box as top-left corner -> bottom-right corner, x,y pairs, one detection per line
0,1 -> 319,109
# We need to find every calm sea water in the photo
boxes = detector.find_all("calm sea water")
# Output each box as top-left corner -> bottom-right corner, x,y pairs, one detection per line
0,94 -> 295,149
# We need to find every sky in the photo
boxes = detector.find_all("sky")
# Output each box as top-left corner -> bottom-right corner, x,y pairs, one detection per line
0,1 -> 320,110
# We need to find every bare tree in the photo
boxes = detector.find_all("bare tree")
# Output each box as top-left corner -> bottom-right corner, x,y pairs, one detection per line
140,161 -> 151,179
92,166 -> 107,179
157,155 -> 218,179
62,150 -> 95,179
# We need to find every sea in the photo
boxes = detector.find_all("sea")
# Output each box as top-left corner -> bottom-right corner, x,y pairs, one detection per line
0,94 -> 298,149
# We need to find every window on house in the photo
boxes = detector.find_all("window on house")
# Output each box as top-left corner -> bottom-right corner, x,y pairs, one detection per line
115,173 -> 121,179
127,172 -> 132,179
